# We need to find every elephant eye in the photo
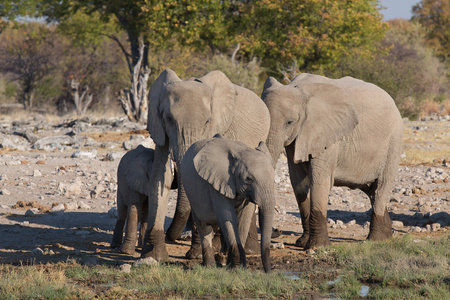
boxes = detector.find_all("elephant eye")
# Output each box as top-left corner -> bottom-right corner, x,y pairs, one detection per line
244,176 -> 254,184
285,120 -> 294,127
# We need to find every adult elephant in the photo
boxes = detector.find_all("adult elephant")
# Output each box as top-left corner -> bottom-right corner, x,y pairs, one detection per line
142,69 -> 271,260
261,73 -> 403,249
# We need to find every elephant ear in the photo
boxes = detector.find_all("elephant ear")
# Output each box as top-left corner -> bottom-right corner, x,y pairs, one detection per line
123,145 -> 155,195
195,70 -> 237,133
147,69 -> 181,146
256,141 -> 271,157
193,139 -> 236,199
294,83 -> 359,163
261,76 -> 283,99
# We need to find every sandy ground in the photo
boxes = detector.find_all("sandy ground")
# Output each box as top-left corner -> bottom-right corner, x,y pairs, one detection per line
0,115 -> 449,272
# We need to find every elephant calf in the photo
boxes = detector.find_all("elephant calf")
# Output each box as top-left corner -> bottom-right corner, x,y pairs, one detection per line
181,135 -> 275,273
111,145 -> 176,255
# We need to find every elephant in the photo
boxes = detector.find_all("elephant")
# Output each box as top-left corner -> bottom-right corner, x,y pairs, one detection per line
110,145 -> 176,255
180,135 -> 275,273
143,69 -> 271,260
261,73 -> 403,249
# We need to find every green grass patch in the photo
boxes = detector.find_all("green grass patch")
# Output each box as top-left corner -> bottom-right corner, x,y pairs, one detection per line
316,234 -> 450,299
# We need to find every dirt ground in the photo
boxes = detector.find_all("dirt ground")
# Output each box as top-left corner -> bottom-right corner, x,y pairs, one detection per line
0,114 -> 449,273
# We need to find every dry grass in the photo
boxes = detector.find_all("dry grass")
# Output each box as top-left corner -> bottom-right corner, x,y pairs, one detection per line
402,120 -> 450,166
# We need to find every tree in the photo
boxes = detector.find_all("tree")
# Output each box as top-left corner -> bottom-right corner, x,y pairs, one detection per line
0,0 -> 37,34
231,0 -> 388,76
0,23 -> 61,110
412,0 -> 450,68
37,0 -> 180,122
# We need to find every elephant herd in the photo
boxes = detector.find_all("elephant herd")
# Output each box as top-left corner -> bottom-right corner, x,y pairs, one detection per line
110,69 -> 404,273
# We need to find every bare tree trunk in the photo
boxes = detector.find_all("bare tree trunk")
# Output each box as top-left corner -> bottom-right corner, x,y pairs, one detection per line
118,41 -> 150,124
70,79 -> 93,115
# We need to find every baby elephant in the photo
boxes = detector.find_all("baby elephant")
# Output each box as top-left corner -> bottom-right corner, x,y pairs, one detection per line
111,145 -> 176,255
181,135 -> 275,273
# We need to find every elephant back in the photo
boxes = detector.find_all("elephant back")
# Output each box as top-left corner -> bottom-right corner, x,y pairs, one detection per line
222,85 -> 270,148
118,145 -> 155,196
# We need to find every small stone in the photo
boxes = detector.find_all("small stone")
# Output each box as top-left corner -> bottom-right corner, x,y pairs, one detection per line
120,264 -> 132,273
0,189 -> 11,196
0,174 -> 8,181
306,249 -> 315,255
50,204 -> 65,214
431,223 -> 441,231
78,201 -> 91,210
327,218 -> 336,225
108,207 -> 118,218
134,257 -> 158,267
71,150 -> 97,159
392,221 -> 403,227
426,224 -> 431,232
363,221 -> 370,229
36,160 -> 46,165
31,247 -> 44,256
22,221 -> 29,225
25,208 -> 39,216
347,219 -> 356,226
270,242 -> 285,249
33,170 -> 42,177
65,202 -> 78,210
336,220 -> 344,226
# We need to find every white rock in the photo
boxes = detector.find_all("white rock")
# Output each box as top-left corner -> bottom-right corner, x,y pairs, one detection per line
120,264 -> 132,273
78,201 -> 91,210
0,189 -> 11,195
431,223 -> 441,231
33,169 -> 42,177
65,202 -> 78,210
270,242 -> 285,249
347,220 -> 356,226
31,247 -> 44,256
392,221 -> 403,227
50,204 -> 65,214
134,257 -> 158,267
71,150 -> 97,159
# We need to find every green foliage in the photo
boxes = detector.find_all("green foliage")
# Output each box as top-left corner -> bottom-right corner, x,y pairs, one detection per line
413,0 -> 450,65
233,0 -> 388,76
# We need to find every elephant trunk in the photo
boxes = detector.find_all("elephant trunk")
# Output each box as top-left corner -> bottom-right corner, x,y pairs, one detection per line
166,162 -> 191,241
166,126 -> 203,241
256,191 -> 275,273
265,130 -> 285,168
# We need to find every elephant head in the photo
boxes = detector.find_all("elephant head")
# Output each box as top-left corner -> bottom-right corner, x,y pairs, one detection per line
261,74 -> 359,165
148,68 -> 238,164
193,136 -> 275,272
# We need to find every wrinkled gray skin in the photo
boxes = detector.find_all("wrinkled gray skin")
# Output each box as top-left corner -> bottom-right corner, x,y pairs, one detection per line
110,145 -> 176,255
181,136 -> 275,273
262,73 -> 403,249
144,69 -> 270,260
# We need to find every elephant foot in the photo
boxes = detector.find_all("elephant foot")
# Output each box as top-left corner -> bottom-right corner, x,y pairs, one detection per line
202,247 -> 216,267
244,235 -> 260,254
141,230 -> 169,261
110,240 -> 121,249
295,232 -> 310,248
119,242 -> 136,255
305,210 -> 330,249
367,209 -> 392,241
186,244 -> 202,259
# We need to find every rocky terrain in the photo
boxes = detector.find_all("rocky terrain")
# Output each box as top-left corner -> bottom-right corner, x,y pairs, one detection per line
0,114 -> 449,271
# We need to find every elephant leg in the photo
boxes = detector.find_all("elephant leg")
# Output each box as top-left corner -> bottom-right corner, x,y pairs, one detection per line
166,178 -> 191,242
244,211 -> 260,254
214,198 -> 246,269
120,201 -> 139,255
142,144 -> 173,261
367,180 -> 393,241
286,143 -> 311,248
306,153 -> 337,249
138,193 -> 148,249
237,201 -> 257,253
192,214 -> 215,267
185,220 -> 202,259
110,189 -> 126,249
